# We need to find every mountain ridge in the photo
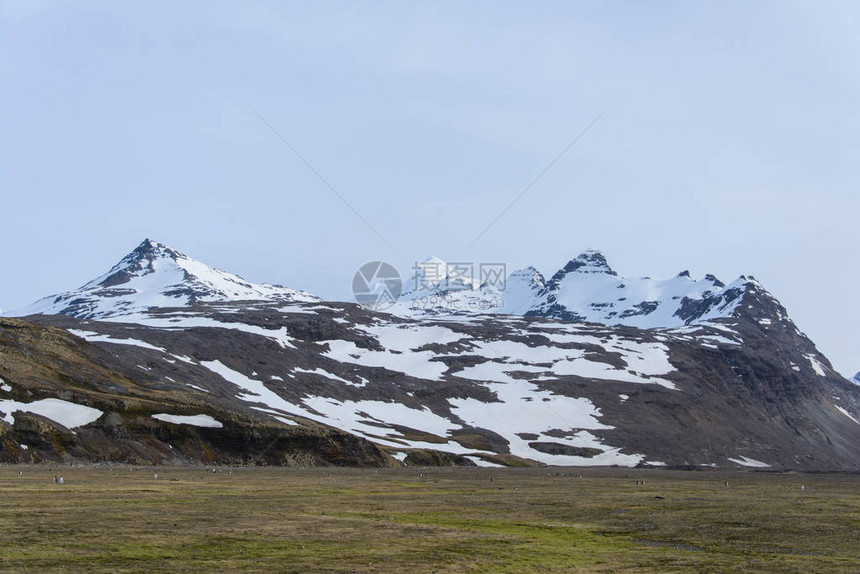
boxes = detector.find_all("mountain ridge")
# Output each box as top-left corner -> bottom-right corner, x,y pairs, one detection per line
394,250 -> 759,331
5,240 -> 773,333
3,239 -> 859,469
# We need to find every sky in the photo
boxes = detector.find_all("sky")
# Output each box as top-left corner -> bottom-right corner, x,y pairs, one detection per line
0,1 -> 857,376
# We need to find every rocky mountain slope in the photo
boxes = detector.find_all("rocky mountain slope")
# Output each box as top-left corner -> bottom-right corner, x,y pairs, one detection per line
2,240 -> 859,469
0,317 -> 394,466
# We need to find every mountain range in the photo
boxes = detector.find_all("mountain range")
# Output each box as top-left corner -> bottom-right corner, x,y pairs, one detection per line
1,239 -> 858,469
395,250 -> 751,329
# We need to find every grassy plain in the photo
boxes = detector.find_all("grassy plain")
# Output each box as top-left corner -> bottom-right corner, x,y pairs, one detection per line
0,465 -> 857,572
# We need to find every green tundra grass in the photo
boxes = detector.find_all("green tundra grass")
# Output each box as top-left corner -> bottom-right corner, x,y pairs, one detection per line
0,465 -> 857,572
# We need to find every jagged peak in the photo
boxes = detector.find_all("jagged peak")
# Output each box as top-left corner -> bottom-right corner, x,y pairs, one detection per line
507,266 -> 546,289
89,239 -> 190,289
140,237 -> 162,249
704,273 -> 725,288
564,250 -> 617,276
852,372 -> 860,386
541,250 -> 616,289
127,238 -> 182,261
510,265 -> 543,278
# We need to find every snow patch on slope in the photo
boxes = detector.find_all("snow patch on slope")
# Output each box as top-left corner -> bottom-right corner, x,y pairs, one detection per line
805,354 -> 828,377
450,337 -> 677,389
68,330 -> 167,352
322,339 -> 449,381
102,314 -> 297,349
152,413 -> 223,428
200,360 -> 300,426
0,398 -> 103,428
728,455 -> 771,468
302,397 -> 467,448
449,380 -> 643,466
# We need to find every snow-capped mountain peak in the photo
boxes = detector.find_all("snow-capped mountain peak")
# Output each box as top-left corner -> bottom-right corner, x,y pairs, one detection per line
526,253 -> 751,328
704,273 -> 726,288
559,249 -> 617,276
507,266 -> 546,289
6,239 -> 319,320
390,250 -> 775,330
852,372 -> 860,386
493,266 -> 546,315
540,250 -> 616,294
85,238 -> 187,289
8,242 -> 791,333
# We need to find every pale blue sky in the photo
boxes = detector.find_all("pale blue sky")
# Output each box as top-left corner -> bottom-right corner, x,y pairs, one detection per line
1,1 -> 858,376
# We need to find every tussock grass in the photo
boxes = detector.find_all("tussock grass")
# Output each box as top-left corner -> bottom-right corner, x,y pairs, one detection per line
0,466 -> 858,572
